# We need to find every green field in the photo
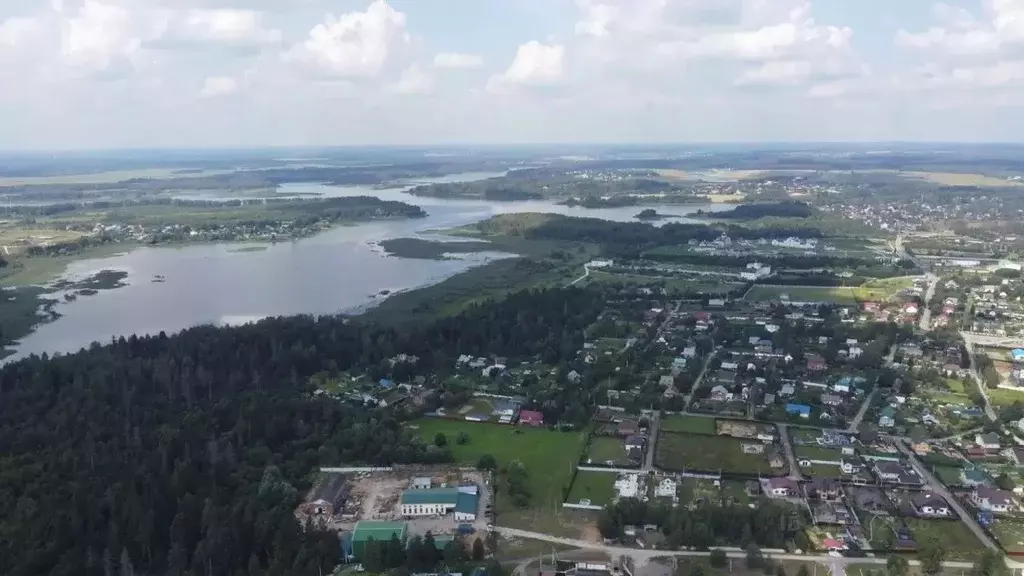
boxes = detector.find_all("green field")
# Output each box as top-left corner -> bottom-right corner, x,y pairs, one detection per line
409,419 -> 587,513
932,465 -> 965,486
586,270 -> 742,296
585,436 -> 632,466
991,519 -> 1024,553
904,518 -> 985,560
986,387 -> 1024,407
655,432 -> 775,474
793,445 -> 845,463
661,414 -> 717,434
565,471 -> 617,506
853,276 -> 917,301
743,285 -> 858,304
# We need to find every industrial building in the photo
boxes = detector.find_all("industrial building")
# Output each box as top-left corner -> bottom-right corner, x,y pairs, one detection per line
399,485 -> 479,520
351,521 -> 408,558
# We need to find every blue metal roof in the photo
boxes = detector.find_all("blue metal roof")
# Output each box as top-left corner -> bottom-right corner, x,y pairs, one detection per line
455,491 -> 477,514
786,403 -> 811,414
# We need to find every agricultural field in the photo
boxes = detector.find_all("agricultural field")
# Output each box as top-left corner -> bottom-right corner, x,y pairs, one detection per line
743,285 -> 858,305
564,471 -> 616,507
584,436 -> 633,466
408,419 -> 587,513
655,432 -> 777,474
904,518 -> 986,560
0,168 -> 230,186
660,414 -> 716,434
991,519 -> 1024,553
898,171 -> 1023,188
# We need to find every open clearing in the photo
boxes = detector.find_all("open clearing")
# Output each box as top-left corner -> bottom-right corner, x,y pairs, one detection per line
655,432 -> 775,474
854,276 -> 917,301
904,518 -> 985,560
986,386 -> 1024,406
897,171 -> 1023,188
409,419 -> 587,513
744,285 -> 858,304
660,414 -> 716,434
585,270 -> 743,295
991,519 -> 1024,553
584,436 -> 632,466
565,471 -> 616,506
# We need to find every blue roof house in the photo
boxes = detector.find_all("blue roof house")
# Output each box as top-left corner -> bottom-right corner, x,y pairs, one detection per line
379,378 -> 394,389
1013,349 -> 1024,362
786,403 -> 811,418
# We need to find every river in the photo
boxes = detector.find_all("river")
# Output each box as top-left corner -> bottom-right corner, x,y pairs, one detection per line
6,174 -> 728,360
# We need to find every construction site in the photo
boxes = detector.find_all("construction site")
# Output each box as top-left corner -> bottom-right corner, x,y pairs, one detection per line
297,466 -> 494,540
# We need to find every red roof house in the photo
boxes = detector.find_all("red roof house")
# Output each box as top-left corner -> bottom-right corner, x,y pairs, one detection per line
863,302 -> 879,312
807,356 -> 826,372
518,410 -> 545,426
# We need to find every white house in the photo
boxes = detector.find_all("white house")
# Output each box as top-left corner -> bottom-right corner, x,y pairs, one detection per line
615,474 -> 642,500
974,487 -> 1017,513
655,478 -> 678,501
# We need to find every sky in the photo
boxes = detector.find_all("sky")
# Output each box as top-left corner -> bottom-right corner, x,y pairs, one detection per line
1,0 -> 1023,149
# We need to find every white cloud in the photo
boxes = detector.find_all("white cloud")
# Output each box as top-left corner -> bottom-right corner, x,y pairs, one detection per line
0,16 -> 39,46
152,9 -> 281,51
487,41 -> 565,92
896,0 -> 1024,56
283,0 -> 409,78
432,51 -> 483,69
57,0 -> 145,77
387,63 -> 432,95
199,75 -> 238,97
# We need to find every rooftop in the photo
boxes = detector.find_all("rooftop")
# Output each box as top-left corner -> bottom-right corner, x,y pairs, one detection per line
401,487 -> 460,505
353,521 -> 408,543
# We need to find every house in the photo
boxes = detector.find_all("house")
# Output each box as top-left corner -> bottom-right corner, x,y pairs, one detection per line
708,298 -> 725,307
1013,349 -> 1024,363
873,461 -> 920,484
780,383 -> 796,396
807,356 -> 827,372
786,403 -> 811,418
518,410 -> 545,427
655,478 -> 678,500
913,493 -> 950,517
682,346 -> 698,358
411,477 -> 432,490
379,378 -> 395,389
833,381 -> 850,393
863,302 -> 880,313
567,370 -> 583,384
973,486 -> 1017,514
721,361 -> 740,371
1009,447 -> 1024,466
805,478 -> 843,501
659,375 -> 675,388
624,435 -> 646,452
821,393 -> 843,406
710,385 -> 730,402
911,442 -> 932,456
765,477 -> 799,497
848,346 -> 863,359
976,433 -> 1001,451
299,473 -> 348,521
618,420 -> 638,437
879,406 -> 896,428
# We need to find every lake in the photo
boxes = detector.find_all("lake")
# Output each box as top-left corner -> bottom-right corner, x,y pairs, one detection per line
6,174 -> 727,360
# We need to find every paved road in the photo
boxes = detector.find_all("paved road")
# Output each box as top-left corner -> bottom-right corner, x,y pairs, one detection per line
776,424 -> 803,481
919,273 -> 939,331
492,526 -> 977,569
848,386 -> 879,433
960,331 -> 998,421
569,264 -> 591,286
893,438 -> 999,552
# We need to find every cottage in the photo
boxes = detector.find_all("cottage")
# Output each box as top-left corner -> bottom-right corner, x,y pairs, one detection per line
567,370 -> 583,384
765,477 -> 799,497
710,385 -> 731,402
821,393 -> 843,406
780,383 -> 796,396
805,478 -> 843,501
655,478 -> 678,500
973,486 -> 1017,514
659,375 -> 675,388
807,356 -> 827,372
682,346 -> 698,358
913,493 -> 950,517
976,433 -> 1001,451
879,406 -> 896,428
624,435 -> 646,452
518,410 -> 545,427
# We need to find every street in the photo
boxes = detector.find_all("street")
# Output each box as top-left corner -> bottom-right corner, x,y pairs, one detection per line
493,526 -> 977,570
960,330 -> 998,421
893,438 -> 998,551
775,424 -> 803,481
919,273 -> 938,331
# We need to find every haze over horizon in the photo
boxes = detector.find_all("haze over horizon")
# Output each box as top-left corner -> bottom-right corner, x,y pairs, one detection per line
3,0 -> 1024,149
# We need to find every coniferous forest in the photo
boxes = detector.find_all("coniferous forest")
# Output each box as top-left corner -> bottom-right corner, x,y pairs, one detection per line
0,288 -> 604,576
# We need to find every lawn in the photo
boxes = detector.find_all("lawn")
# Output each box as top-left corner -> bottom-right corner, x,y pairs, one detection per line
793,445 -> 845,462
408,419 -> 587,513
932,465 -> 965,486
661,414 -> 716,434
853,276 -> 917,301
585,436 -> 632,466
565,471 -> 617,506
655,432 -> 775,474
991,519 -> 1024,553
586,270 -> 742,296
743,285 -> 858,305
904,518 -> 986,560
986,387 -> 1024,407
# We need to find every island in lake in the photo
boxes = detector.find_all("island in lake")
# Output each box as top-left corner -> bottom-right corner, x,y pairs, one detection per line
634,208 -> 672,220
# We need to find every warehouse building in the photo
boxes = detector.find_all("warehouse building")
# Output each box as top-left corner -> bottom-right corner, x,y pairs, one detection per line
351,521 -> 407,559
399,485 -> 479,520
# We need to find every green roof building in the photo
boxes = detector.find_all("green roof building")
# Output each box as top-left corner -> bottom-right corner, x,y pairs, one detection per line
400,487 -> 460,506
399,486 -> 478,520
351,521 -> 407,559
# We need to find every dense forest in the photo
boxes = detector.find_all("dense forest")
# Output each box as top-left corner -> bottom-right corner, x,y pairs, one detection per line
704,201 -> 813,220
0,287 -> 603,576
